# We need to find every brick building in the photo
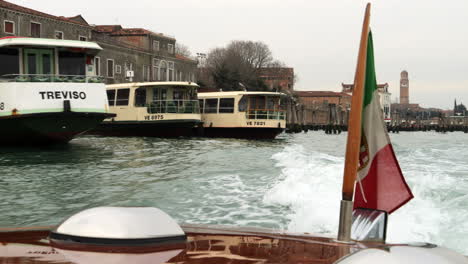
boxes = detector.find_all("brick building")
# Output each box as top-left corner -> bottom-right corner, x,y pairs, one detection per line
295,91 -> 351,125
342,82 -> 392,121
0,0 -> 197,84
257,67 -> 294,92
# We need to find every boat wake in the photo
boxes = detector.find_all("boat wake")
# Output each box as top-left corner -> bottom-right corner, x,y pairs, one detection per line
264,135 -> 468,255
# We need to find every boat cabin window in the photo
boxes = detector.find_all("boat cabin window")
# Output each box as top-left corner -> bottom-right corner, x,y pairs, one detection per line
267,97 -> 278,109
24,49 -> 54,75
173,89 -> 184,100
0,48 -> 19,77
238,96 -> 247,112
115,89 -> 130,106
249,96 -> 266,110
219,98 -> 235,113
245,95 -> 285,120
107,90 -> 116,106
199,99 -> 204,113
188,88 -> 197,100
134,88 -> 146,107
152,87 -> 167,101
58,51 -> 86,76
205,98 -> 218,113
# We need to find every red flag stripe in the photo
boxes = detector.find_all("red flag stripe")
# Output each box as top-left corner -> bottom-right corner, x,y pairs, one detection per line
354,144 -> 414,214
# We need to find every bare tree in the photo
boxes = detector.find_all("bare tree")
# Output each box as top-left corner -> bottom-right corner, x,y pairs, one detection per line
203,40 -> 276,91
175,43 -> 192,58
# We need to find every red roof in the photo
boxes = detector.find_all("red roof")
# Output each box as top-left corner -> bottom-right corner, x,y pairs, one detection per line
94,25 -> 123,33
109,28 -> 175,40
175,54 -> 196,62
0,0 -> 90,27
295,91 -> 351,97
342,83 -> 388,88
110,28 -> 152,36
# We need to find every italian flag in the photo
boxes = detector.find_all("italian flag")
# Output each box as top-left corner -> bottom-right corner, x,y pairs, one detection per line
354,31 -> 413,214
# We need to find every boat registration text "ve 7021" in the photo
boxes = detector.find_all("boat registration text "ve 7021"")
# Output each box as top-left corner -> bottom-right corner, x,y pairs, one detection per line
144,114 -> 164,121
247,121 -> 266,126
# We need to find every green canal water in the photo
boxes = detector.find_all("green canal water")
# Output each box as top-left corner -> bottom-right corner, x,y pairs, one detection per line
0,132 -> 467,254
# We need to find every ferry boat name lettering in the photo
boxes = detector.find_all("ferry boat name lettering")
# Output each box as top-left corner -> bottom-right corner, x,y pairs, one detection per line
144,115 -> 164,121
39,91 -> 87,100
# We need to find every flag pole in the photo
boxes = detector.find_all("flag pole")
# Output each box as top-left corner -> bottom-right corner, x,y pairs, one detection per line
337,3 -> 371,242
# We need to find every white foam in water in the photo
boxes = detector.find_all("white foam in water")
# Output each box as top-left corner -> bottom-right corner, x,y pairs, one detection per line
264,144 -> 344,235
264,134 -> 468,255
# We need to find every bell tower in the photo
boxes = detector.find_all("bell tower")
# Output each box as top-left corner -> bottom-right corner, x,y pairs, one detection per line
400,70 -> 409,104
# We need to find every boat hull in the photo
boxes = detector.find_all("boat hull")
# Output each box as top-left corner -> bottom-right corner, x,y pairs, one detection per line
200,127 -> 284,139
2,224 -> 463,264
89,119 -> 202,138
0,112 -> 113,145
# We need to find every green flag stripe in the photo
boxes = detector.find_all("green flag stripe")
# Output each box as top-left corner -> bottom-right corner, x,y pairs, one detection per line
363,31 -> 378,108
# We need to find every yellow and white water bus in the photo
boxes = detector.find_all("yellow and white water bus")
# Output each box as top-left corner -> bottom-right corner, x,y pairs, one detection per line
197,91 -> 287,139
89,82 -> 202,137
0,37 -> 113,145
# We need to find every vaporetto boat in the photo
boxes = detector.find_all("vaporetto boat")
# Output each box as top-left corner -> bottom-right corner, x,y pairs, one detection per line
197,91 -> 287,139
89,82 -> 202,137
0,37 -> 114,145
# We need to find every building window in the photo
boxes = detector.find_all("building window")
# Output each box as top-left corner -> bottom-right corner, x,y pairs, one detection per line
79,35 -> 87,41
4,21 -> 14,34
55,31 -> 64,39
153,59 -> 159,80
94,57 -> 100,76
115,65 -> 122,74
153,41 -> 159,51
107,59 -> 114,78
168,44 -> 174,54
143,65 -> 150,81
30,22 -> 41,38
168,61 -> 174,81
160,60 -> 167,81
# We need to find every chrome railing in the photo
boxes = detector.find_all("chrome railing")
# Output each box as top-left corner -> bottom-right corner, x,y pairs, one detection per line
246,109 -> 286,120
146,100 -> 200,114
0,74 -> 104,83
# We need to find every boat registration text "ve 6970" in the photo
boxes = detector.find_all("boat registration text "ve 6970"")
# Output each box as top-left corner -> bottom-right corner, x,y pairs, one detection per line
144,115 -> 164,121
247,121 -> 266,126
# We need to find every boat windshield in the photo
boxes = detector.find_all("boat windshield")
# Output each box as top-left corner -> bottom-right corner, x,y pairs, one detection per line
242,95 -> 286,120
0,47 -> 103,83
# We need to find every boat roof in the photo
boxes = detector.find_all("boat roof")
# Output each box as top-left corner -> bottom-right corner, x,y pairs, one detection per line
198,91 -> 286,98
0,37 -> 102,51
107,82 -> 199,90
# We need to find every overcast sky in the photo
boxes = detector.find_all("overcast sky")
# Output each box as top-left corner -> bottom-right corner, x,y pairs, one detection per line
13,0 -> 467,109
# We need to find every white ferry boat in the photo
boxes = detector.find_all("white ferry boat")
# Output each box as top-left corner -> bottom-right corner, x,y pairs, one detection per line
89,82 -> 202,137
198,91 -> 286,139
0,37 -> 113,145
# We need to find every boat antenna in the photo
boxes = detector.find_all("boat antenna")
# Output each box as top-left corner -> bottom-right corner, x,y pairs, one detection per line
337,3 -> 371,243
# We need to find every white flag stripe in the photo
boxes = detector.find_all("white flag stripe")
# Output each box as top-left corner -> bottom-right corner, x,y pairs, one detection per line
357,89 -> 389,180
